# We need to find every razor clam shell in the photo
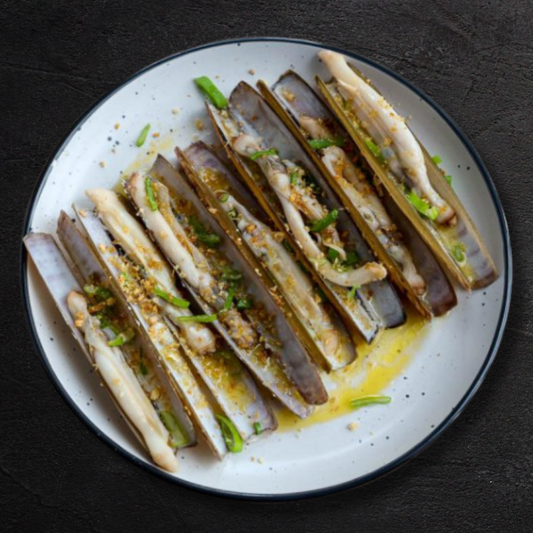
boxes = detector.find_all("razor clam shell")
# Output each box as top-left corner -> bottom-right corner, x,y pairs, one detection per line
206,81 -> 406,342
262,71 -> 457,317
147,155 -> 326,411
74,207 -> 229,459
316,74 -> 497,290
56,211 -> 197,446
178,141 -> 357,370
23,233 -> 163,460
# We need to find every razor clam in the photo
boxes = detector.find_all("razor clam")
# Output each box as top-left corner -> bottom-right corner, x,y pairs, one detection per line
128,154 -> 327,411
317,50 -> 498,290
258,71 -> 457,317
57,211 -> 197,448
206,81 -> 406,343
178,141 -> 356,371
74,207 -> 230,459
24,233 -> 180,472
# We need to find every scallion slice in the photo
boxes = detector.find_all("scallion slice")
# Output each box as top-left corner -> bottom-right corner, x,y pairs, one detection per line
345,251 -> 359,266
145,177 -> 158,211
219,192 -> 229,203
174,313 -> 218,323
136,124 -> 151,147
153,286 -> 190,308
349,395 -> 391,409
194,76 -> 228,109
236,297 -> 253,310
253,422 -> 263,435
451,242 -> 466,263
445,174 -> 452,185
108,329 -> 135,347
84,284 -> 114,301
216,415 -> 243,453
364,139 -> 386,164
406,190 -> 439,221
250,148 -> 278,161
160,410 -> 188,448
289,171 -> 299,185
327,248 -> 340,263
221,267 -> 242,282
188,216 -> 220,248
431,155 -> 443,165
308,137 -> 345,150
223,286 -> 235,311
310,209 -> 339,232
348,285 -> 360,299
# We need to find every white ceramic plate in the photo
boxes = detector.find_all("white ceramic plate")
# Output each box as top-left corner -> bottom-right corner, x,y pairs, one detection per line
22,38 -> 511,500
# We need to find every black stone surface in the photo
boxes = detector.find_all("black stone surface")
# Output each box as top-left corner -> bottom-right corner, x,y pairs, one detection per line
2,0 -> 532,531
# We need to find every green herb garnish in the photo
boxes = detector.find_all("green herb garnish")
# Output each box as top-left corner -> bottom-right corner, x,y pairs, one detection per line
345,251 -> 360,266
160,410 -> 188,448
194,76 -> 228,109
406,190 -> 439,221
445,174 -> 452,185
139,361 -> 149,376
108,329 -> 135,347
327,248 -> 340,263
219,192 -> 229,203
451,242 -> 466,263
253,422 -> 263,435
348,285 -> 360,300
364,139 -> 386,164
282,240 -> 294,254
310,209 -> 339,232
174,313 -> 218,323
250,148 -> 278,161
136,124 -> 151,147
153,286 -> 190,308
308,137 -> 345,150
349,395 -> 391,409
216,415 -> 243,453
290,171 -> 299,185
431,155 -> 443,165
236,297 -> 253,310
188,216 -> 221,248
84,284 -> 114,302
221,267 -> 243,282
145,176 -> 158,211
223,286 -> 235,311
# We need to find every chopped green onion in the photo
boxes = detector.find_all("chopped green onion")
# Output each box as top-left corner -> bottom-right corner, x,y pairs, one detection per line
174,314 -> 218,323
364,139 -> 386,164
451,242 -> 466,263
236,297 -> 253,310
219,192 -> 229,203
84,284 -> 114,301
160,410 -> 188,448
188,216 -> 220,248
345,251 -> 360,266
308,137 -> 345,150
108,329 -> 135,347
216,415 -> 243,453
153,286 -> 190,308
223,286 -> 235,311
349,395 -> 391,409
221,267 -> 242,282
253,422 -> 263,435
145,177 -> 158,211
136,124 -> 151,147
327,248 -> 340,263
120,270 -> 131,281
406,190 -> 439,221
315,286 -> 327,302
310,209 -> 339,232
348,285 -> 360,299
96,314 -> 120,335
290,171 -> 299,185
250,148 -> 278,161
194,76 -> 228,109
431,155 -> 443,165
282,240 -> 294,253
139,361 -> 149,376
445,174 -> 452,185
227,208 -> 238,220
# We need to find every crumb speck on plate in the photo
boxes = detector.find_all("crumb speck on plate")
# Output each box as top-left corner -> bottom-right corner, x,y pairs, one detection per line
99,161 -> 107,168
194,119 -> 205,131
248,68 -> 256,75
348,422 -> 358,431
257,457 -> 264,464
114,123 -> 120,130
172,108 -> 179,115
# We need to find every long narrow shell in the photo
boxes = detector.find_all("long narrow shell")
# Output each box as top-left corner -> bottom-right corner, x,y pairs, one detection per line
143,155 -> 327,412
57,211 -> 197,447
74,207 -> 229,459
259,72 -> 457,317
24,233 -> 180,472
178,141 -> 356,371
206,81 -> 406,343
316,57 -> 497,290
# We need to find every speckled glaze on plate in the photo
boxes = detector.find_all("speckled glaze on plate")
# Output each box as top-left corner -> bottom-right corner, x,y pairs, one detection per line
21,38 -> 511,500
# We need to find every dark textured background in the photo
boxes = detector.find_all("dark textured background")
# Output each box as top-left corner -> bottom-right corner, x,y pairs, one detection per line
2,0 -> 532,531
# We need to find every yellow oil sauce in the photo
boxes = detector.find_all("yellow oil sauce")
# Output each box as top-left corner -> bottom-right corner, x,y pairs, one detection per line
277,307 -> 428,431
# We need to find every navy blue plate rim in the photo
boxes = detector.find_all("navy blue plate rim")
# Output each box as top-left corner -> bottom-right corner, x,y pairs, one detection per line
20,37 -> 512,501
